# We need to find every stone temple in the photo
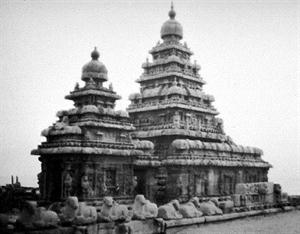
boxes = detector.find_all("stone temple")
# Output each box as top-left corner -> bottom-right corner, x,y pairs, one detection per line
32,5 -> 271,204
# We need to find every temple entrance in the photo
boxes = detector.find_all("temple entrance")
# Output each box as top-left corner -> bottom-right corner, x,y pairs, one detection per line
133,169 -> 146,196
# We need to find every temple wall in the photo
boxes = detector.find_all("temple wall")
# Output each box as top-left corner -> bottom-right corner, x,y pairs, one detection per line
139,166 -> 269,203
39,154 -> 135,202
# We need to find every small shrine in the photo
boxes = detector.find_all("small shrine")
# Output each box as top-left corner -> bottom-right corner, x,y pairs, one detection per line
32,48 -> 153,202
127,4 -> 272,203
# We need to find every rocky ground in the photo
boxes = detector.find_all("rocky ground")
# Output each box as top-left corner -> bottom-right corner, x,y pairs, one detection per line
176,210 -> 300,234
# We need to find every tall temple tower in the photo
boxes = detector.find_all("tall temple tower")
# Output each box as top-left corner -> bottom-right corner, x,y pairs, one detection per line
32,48 -> 152,202
128,5 -> 271,203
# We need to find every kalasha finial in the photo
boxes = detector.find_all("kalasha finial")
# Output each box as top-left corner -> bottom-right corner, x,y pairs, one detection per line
91,47 -> 100,60
169,1 -> 176,19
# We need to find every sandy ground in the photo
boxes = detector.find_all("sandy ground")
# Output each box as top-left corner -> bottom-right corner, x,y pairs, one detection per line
171,210 -> 300,234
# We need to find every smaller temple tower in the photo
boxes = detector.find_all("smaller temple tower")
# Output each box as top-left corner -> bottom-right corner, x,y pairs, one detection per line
32,48 -> 153,203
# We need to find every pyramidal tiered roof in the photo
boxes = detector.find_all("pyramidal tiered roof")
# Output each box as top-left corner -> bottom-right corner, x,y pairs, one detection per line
128,5 -> 271,168
32,48 -> 153,157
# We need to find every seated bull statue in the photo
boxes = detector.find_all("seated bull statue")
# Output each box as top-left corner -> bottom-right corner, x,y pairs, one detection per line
132,194 -> 148,220
60,196 -> 97,225
16,201 -> 36,229
190,197 -> 223,216
17,201 -> 60,229
60,196 -> 79,223
33,207 -> 60,228
98,196 -> 114,222
218,197 -> 234,214
98,196 -> 131,222
157,200 -> 183,220
75,202 -> 97,225
111,200 -> 131,222
143,199 -> 158,218
174,199 -> 203,218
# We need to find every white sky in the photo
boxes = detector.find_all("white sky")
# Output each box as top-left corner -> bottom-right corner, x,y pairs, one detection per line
0,0 -> 299,194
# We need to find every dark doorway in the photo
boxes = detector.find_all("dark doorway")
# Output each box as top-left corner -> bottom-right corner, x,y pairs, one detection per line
134,169 -> 146,196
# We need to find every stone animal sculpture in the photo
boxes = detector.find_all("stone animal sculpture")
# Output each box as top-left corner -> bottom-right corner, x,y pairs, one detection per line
98,196 -> 131,222
218,197 -> 234,214
98,196 -> 114,222
190,197 -> 222,216
60,196 -> 97,225
143,199 -> 158,218
60,196 -> 79,223
16,201 -> 37,229
33,207 -> 60,228
111,200 -> 131,222
16,201 -> 60,229
157,200 -> 183,220
75,202 -> 97,225
173,199 -> 203,218
132,195 -> 147,220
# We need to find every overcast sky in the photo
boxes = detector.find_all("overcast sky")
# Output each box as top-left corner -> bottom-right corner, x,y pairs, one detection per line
0,0 -> 299,194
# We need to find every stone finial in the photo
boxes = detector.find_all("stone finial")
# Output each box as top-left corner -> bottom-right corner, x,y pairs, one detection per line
169,1 -> 176,19
91,47 -> 100,60
109,83 -> 113,91
74,82 -> 79,90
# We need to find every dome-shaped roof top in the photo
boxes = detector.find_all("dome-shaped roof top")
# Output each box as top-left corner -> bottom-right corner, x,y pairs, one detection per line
160,3 -> 183,39
82,47 -> 108,81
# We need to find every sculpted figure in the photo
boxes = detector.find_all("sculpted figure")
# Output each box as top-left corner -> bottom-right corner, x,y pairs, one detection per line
81,175 -> 93,198
111,201 -> 131,222
98,196 -> 114,222
131,176 -> 138,195
16,201 -> 37,229
17,201 -> 60,229
143,200 -> 158,218
175,199 -> 203,218
75,202 -> 97,225
63,172 -> 72,198
157,200 -> 183,220
132,195 -> 147,220
191,197 -> 222,216
60,196 -> 97,225
218,197 -> 234,214
33,207 -> 60,228
274,184 -> 282,204
60,196 -> 79,223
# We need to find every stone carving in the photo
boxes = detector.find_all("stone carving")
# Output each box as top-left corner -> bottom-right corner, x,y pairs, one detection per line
60,196 -> 79,223
81,174 -> 93,198
98,196 -> 114,222
111,201 -> 131,222
98,196 -> 131,222
16,201 -> 37,229
190,197 -> 222,216
33,207 -> 60,228
60,196 -> 97,225
174,199 -> 203,218
16,201 -> 59,229
132,194 -> 147,220
75,202 -> 97,225
157,200 -> 183,220
63,172 -> 73,198
131,176 -> 138,195
218,197 -> 234,214
143,199 -> 158,218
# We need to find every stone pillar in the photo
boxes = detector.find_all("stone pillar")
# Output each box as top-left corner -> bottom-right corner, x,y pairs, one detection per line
208,168 -> 215,195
